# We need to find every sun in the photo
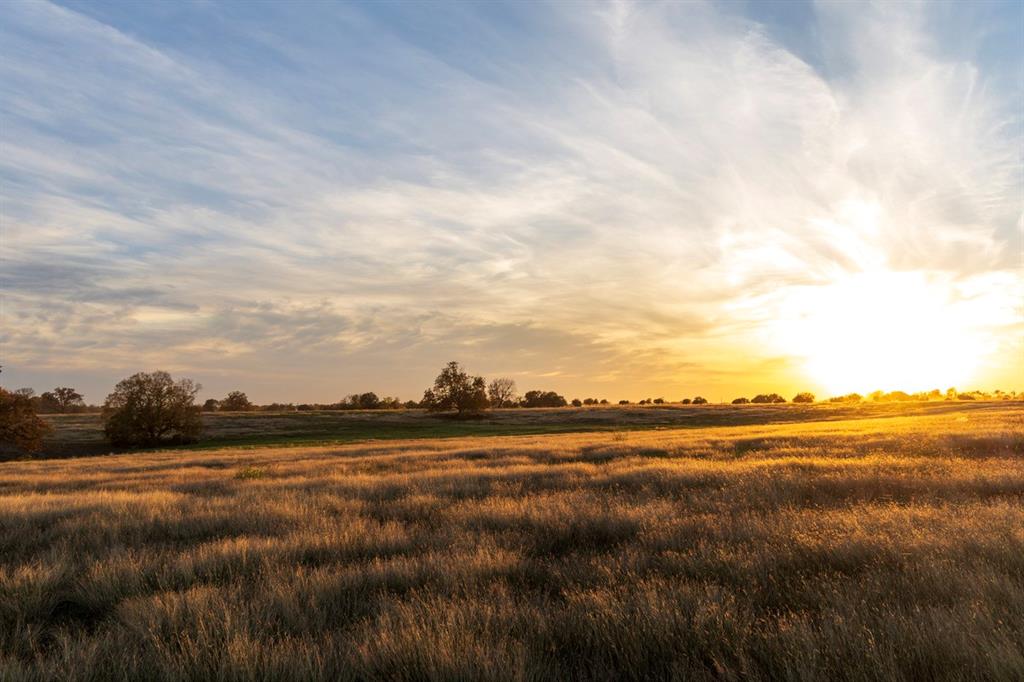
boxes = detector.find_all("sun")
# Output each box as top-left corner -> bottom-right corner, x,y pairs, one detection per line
769,271 -> 990,396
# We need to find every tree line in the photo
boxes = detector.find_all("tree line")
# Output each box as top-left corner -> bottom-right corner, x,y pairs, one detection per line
1,361 -> 1020,456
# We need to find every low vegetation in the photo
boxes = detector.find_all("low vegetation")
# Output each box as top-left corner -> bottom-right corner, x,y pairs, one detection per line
1,404 -> 1021,679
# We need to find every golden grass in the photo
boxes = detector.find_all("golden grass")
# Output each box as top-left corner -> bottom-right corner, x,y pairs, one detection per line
2,405 -> 1022,680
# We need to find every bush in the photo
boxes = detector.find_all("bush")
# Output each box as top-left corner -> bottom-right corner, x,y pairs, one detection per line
732,397 -> 749,404
751,393 -> 786,404
103,371 -> 202,446
202,398 -> 220,412
828,393 -> 862,403
680,398 -> 691,405
792,392 -> 815,403
692,396 -> 708,405
0,387 -> 50,456
571,398 -> 583,407
421,361 -> 489,415
653,398 -> 665,405
618,400 -> 630,405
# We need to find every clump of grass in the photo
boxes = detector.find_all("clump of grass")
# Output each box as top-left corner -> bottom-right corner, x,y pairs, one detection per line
235,465 -> 269,480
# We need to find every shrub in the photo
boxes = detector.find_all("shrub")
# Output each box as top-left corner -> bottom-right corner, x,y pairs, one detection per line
792,392 -> 815,403
680,399 -> 691,405
692,396 -> 708,405
618,400 -> 630,405
102,371 -> 202,446
571,399 -> 583,407
202,398 -> 220,412
422,361 -> 489,415
732,397 -> 749,404
0,387 -> 50,456
653,398 -> 665,404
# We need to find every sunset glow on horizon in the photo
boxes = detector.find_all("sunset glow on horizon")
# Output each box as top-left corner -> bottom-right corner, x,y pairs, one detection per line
1,1 -> 1021,403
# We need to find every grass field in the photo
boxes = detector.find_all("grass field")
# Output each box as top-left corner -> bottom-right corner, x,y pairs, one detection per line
3,403 -> 1023,679
37,400 -> 1013,456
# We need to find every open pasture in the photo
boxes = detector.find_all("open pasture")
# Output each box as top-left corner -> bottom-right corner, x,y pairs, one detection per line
2,403 -> 1022,680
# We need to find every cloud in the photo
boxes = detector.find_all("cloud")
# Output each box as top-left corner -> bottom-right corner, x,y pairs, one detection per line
1,0 -> 1020,401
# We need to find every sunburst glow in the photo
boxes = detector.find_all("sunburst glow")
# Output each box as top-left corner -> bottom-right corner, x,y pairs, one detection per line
770,272 -> 998,395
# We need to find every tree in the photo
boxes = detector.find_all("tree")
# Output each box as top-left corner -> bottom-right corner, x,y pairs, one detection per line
36,392 -> 60,413
202,398 -> 221,412
571,398 -> 583,407
752,393 -> 786,404
618,400 -> 630,405
220,391 -> 253,412
692,396 -> 708,405
356,392 -> 380,409
421,361 -> 489,415
732,397 -> 749,404
14,388 -> 35,399
103,371 -> 202,446
653,398 -> 665,404
487,377 -> 518,408
521,390 -> 568,408
0,387 -> 50,456
51,387 -> 85,413
680,398 -> 691,405
792,392 -> 815,403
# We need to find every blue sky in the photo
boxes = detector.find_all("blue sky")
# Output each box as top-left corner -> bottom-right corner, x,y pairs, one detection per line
2,0 -> 1021,403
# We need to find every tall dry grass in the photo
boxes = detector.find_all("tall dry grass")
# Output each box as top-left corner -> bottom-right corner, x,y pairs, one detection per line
1,406 -> 1022,680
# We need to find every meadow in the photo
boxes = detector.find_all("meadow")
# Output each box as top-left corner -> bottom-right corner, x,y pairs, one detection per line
36,400 -> 1006,456
2,402 -> 1022,680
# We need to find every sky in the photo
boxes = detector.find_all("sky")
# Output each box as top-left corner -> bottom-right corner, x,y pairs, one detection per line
1,0 -> 1022,405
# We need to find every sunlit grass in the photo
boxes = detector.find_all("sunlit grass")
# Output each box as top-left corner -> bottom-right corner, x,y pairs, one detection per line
2,404 -> 1022,679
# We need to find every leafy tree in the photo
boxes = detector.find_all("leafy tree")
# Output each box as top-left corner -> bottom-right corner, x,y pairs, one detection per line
202,398 -> 221,412
220,391 -> 254,412
751,393 -> 786,404
421,361 -> 489,415
618,400 -> 630,405
0,387 -> 50,456
14,388 -> 35,399
37,391 -> 60,413
828,393 -> 862,403
692,396 -> 708,405
487,377 -> 518,408
521,390 -> 568,408
571,398 -> 583,407
103,371 -> 202,446
792,392 -> 815,403
680,398 -> 691,405
356,392 -> 380,409
653,398 -> 665,404
51,387 -> 85,413
403,400 -> 420,409
732,397 -> 749,404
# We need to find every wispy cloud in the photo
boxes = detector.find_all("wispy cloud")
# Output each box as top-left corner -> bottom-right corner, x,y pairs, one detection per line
1,0 -> 1020,401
